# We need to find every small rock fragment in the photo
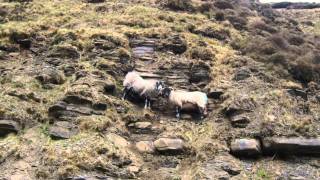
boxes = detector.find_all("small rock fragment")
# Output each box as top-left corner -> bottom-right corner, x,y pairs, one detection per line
283,81 -> 303,90
230,139 -> 261,157
207,88 -> 224,99
154,138 -> 185,153
134,122 -> 152,130
48,121 -> 77,139
230,114 -> 250,128
233,68 -> 251,81
287,89 -> 307,100
135,141 -> 155,153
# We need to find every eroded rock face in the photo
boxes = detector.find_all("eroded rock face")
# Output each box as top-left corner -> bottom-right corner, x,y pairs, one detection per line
199,154 -> 242,179
48,121 -> 77,139
189,61 -> 211,84
48,96 -> 107,120
263,137 -> 320,155
224,96 -> 256,116
194,27 -> 230,41
35,67 -> 65,85
0,120 -> 21,136
48,44 -> 80,59
230,139 -> 261,157
154,138 -> 185,153
160,35 -> 187,54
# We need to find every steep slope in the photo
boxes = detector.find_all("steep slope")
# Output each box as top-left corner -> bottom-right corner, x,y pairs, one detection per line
0,0 -> 320,179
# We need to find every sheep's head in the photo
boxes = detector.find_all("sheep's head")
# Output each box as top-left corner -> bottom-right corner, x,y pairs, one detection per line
155,81 -> 165,94
160,87 -> 172,98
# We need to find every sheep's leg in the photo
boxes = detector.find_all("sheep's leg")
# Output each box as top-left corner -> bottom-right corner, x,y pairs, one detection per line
198,106 -> 206,119
176,106 -> 181,119
122,87 -> 132,100
144,97 -> 148,109
148,98 -> 151,109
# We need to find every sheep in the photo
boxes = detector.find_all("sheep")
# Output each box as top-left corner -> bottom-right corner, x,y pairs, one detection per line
122,71 -> 165,109
160,87 -> 208,119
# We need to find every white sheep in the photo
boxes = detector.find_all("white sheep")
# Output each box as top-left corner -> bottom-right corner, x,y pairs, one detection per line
160,87 -> 208,119
122,71 -> 164,109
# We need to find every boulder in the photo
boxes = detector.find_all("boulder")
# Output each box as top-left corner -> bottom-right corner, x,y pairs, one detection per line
230,139 -> 261,157
262,137 -> 320,155
135,141 -> 155,153
154,138 -> 185,153
49,121 -> 77,139
230,114 -> 250,128
0,120 -> 21,136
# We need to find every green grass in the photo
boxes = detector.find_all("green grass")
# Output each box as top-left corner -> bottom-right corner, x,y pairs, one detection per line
256,168 -> 271,180
314,21 -> 320,35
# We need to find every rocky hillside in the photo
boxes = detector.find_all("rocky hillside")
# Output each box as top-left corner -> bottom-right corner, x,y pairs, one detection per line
0,0 -> 320,179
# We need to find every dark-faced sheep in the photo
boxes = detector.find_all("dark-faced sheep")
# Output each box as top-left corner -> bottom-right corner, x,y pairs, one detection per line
160,87 -> 208,119
122,71 -> 164,109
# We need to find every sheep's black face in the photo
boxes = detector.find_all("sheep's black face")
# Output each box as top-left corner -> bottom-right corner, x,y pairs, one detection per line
156,81 -> 165,94
161,87 -> 171,98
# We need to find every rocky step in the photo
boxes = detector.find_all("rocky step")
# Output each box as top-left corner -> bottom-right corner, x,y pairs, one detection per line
127,121 -> 162,134
263,137 -> 320,155
135,138 -> 186,154
230,137 -> 320,158
230,139 -> 261,157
